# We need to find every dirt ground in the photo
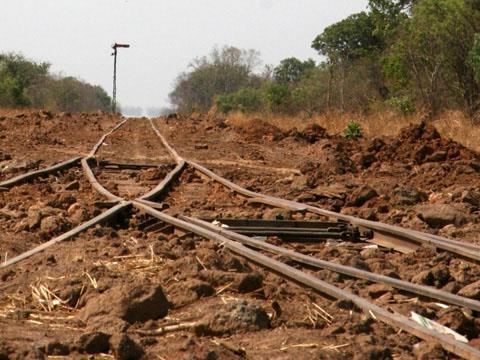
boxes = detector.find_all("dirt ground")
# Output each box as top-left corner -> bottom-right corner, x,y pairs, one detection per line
1,110 -> 480,359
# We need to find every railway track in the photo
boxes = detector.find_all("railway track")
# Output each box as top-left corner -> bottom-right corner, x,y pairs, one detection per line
1,117 -> 480,359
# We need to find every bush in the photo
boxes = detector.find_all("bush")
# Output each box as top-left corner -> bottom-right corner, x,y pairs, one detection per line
344,121 -> 363,140
387,96 -> 415,115
0,53 -> 111,112
215,87 -> 264,113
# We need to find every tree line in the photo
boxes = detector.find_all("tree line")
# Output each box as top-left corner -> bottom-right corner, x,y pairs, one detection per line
0,53 -> 111,113
170,0 -> 480,120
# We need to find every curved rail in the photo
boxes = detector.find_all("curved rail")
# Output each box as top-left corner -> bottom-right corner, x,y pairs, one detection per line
0,202 -> 131,269
4,117 -> 480,359
139,160 -> 186,201
88,118 -> 128,158
134,201 -> 480,360
188,159 -> 480,263
0,157 -> 82,188
182,216 -> 480,312
81,158 -> 123,202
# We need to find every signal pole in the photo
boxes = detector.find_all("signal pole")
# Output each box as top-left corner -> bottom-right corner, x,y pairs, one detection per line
111,43 -> 130,113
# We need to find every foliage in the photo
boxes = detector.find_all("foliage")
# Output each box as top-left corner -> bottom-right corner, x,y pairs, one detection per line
343,121 -> 363,140
169,1 -> 480,120
0,53 -> 111,112
312,12 -> 383,62
273,58 -> 316,83
0,53 -> 49,107
169,46 -> 262,113
215,87 -> 264,113
384,0 -> 480,115
387,95 -> 415,114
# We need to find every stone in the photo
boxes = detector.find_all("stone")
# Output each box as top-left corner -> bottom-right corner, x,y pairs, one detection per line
411,270 -> 434,286
348,185 -> 378,207
417,204 -> 468,228
188,281 -> 215,298
45,341 -> 70,356
414,145 -> 434,163
393,186 -> 427,205
40,215 -> 63,233
234,273 -> 263,293
469,160 -> 480,172
109,334 -> 144,360
77,332 -> 110,354
195,301 -> 270,336
80,283 -> 170,324
367,284 -> 393,299
461,190 -> 480,207
69,208 -> 89,225
458,280 -> 480,300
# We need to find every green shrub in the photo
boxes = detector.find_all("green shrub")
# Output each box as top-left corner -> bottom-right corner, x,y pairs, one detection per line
343,120 -> 363,140
266,83 -> 290,106
216,87 -> 264,113
387,96 -> 415,115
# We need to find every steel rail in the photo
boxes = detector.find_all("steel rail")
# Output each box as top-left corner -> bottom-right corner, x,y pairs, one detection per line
183,216 -> 480,312
0,202 -> 132,269
148,118 -> 183,164
0,118 -> 136,268
188,160 -> 480,262
81,158 -> 123,202
0,157 -> 82,188
133,202 -> 480,360
139,160 -> 186,201
88,118 -> 128,158
147,120 -> 480,259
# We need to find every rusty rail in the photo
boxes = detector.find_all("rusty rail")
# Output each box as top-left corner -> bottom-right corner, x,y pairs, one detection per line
1,202 -> 131,269
88,118 -> 128,157
148,120 -> 480,260
0,157 -> 82,188
148,118 -> 183,164
81,158 -> 123,202
134,201 -> 480,360
183,216 -> 480,312
187,160 -> 480,263
139,160 -> 186,201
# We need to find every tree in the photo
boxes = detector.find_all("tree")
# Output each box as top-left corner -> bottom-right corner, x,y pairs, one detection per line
0,52 -> 111,112
273,57 -> 315,83
312,12 -> 383,62
312,12 -> 385,111
215,87 -> 264,113
169,46 -> 262,112
0,53 -> 49,107
384,0 -> 480,115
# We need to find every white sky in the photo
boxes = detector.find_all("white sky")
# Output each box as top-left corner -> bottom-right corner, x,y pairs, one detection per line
0,1 -> 368,109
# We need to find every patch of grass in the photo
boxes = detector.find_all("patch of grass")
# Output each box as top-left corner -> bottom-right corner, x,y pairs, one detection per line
343,121 -> 363,140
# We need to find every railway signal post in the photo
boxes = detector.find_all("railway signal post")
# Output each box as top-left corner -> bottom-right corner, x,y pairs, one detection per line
111,43 -> 130,114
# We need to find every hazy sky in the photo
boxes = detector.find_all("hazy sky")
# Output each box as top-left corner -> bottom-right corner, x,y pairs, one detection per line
1,1 -> 368,109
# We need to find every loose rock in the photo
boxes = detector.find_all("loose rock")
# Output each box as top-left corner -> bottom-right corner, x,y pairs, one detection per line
417,204 -> 468,228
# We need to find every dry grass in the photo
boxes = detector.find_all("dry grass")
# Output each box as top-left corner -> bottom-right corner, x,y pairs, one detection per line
225,110 -> 480,153
433,111 -> 480,153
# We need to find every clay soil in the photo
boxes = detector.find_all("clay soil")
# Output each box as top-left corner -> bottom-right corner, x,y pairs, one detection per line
1,110 -> 480,360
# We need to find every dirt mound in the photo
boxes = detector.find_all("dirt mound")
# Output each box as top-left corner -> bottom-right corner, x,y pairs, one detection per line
232,118 -> 285,141
377,122 -> 478,164
288,123 -> 328,143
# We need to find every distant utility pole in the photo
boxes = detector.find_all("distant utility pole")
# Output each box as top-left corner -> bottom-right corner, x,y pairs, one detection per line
111,43 -> 130,113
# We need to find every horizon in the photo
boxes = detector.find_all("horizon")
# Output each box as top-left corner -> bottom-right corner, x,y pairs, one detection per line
0,1 -> 368,112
